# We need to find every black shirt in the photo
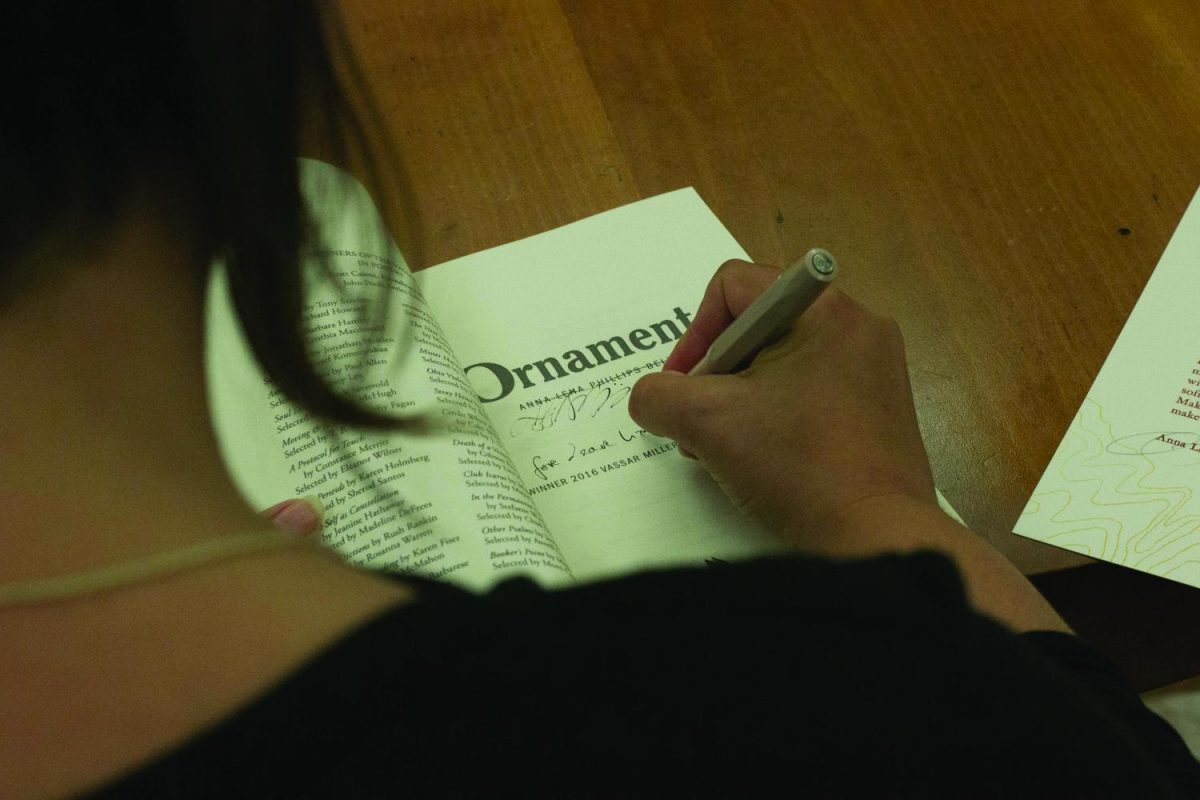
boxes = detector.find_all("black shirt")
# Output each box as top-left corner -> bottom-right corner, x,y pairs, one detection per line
84,552 -> 1200,798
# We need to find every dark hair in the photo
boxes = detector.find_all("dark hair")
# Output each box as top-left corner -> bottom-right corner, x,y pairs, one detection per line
1,1 -> 416,432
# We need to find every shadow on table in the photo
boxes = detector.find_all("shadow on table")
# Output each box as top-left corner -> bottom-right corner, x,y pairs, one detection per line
1031,564 -> 1200,692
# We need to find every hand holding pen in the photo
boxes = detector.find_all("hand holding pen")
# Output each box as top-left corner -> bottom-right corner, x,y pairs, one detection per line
628,252 -> 939,554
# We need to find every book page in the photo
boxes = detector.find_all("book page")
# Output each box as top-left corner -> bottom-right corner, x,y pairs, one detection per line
416,189 -> 790,584
419,188 -> 965,584
206,159 -> 571,592
1014,187 -> 1200,588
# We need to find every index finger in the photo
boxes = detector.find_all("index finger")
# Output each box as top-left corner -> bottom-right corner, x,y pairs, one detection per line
662,259 -> 783,373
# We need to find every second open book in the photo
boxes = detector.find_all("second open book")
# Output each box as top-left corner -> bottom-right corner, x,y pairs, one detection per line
207,159 -> 960,592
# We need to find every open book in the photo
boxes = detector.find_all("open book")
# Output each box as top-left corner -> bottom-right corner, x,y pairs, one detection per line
207,158 -> 958,592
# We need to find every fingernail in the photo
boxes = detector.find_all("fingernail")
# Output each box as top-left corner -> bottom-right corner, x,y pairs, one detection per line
303,495 -> 326,524
270,498 -> 322,536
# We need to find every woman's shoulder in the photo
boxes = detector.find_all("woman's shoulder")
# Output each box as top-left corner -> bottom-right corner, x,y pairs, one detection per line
0,547 -> 415,800
84,552 -> 1200,798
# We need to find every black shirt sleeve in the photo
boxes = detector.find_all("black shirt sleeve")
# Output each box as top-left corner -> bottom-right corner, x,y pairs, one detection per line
84,552 -> 1200,799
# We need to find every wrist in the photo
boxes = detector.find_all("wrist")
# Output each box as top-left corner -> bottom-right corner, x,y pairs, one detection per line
814,491 -> 955,558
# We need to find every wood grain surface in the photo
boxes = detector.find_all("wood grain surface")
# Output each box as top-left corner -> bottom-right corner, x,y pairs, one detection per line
331,1 -> 1200,686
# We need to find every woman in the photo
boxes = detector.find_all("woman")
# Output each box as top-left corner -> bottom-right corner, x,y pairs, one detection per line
1,3 -> 1197,798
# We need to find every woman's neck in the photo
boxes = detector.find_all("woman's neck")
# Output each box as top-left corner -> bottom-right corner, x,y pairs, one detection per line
0,197 -> 277,585
0,196 -> 418,800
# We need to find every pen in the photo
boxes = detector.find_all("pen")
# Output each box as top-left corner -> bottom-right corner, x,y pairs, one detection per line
687,248 -> 838,376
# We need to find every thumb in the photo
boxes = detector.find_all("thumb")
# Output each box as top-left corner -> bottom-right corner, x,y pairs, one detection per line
263,496 -> 325,536
628,370 -> 709,458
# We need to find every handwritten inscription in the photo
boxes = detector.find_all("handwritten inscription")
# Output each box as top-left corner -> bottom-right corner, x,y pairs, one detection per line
526,428 -> 677,495
531,436 -> 622,480
509,384 -> 632,437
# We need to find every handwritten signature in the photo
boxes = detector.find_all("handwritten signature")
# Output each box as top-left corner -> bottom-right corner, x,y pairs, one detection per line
509,384 -> 632,438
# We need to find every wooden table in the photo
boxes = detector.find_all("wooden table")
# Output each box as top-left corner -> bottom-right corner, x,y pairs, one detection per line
333,0 -> 1200,689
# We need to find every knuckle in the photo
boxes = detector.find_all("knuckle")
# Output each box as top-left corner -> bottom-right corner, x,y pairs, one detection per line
868,313 -> 905,352
836,290 -> 873,324
882,316 -> 905,346
819,290 -> 901,344
713,259 -> 752,296
716,258 -> 750,275
812,286 -> 855,322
